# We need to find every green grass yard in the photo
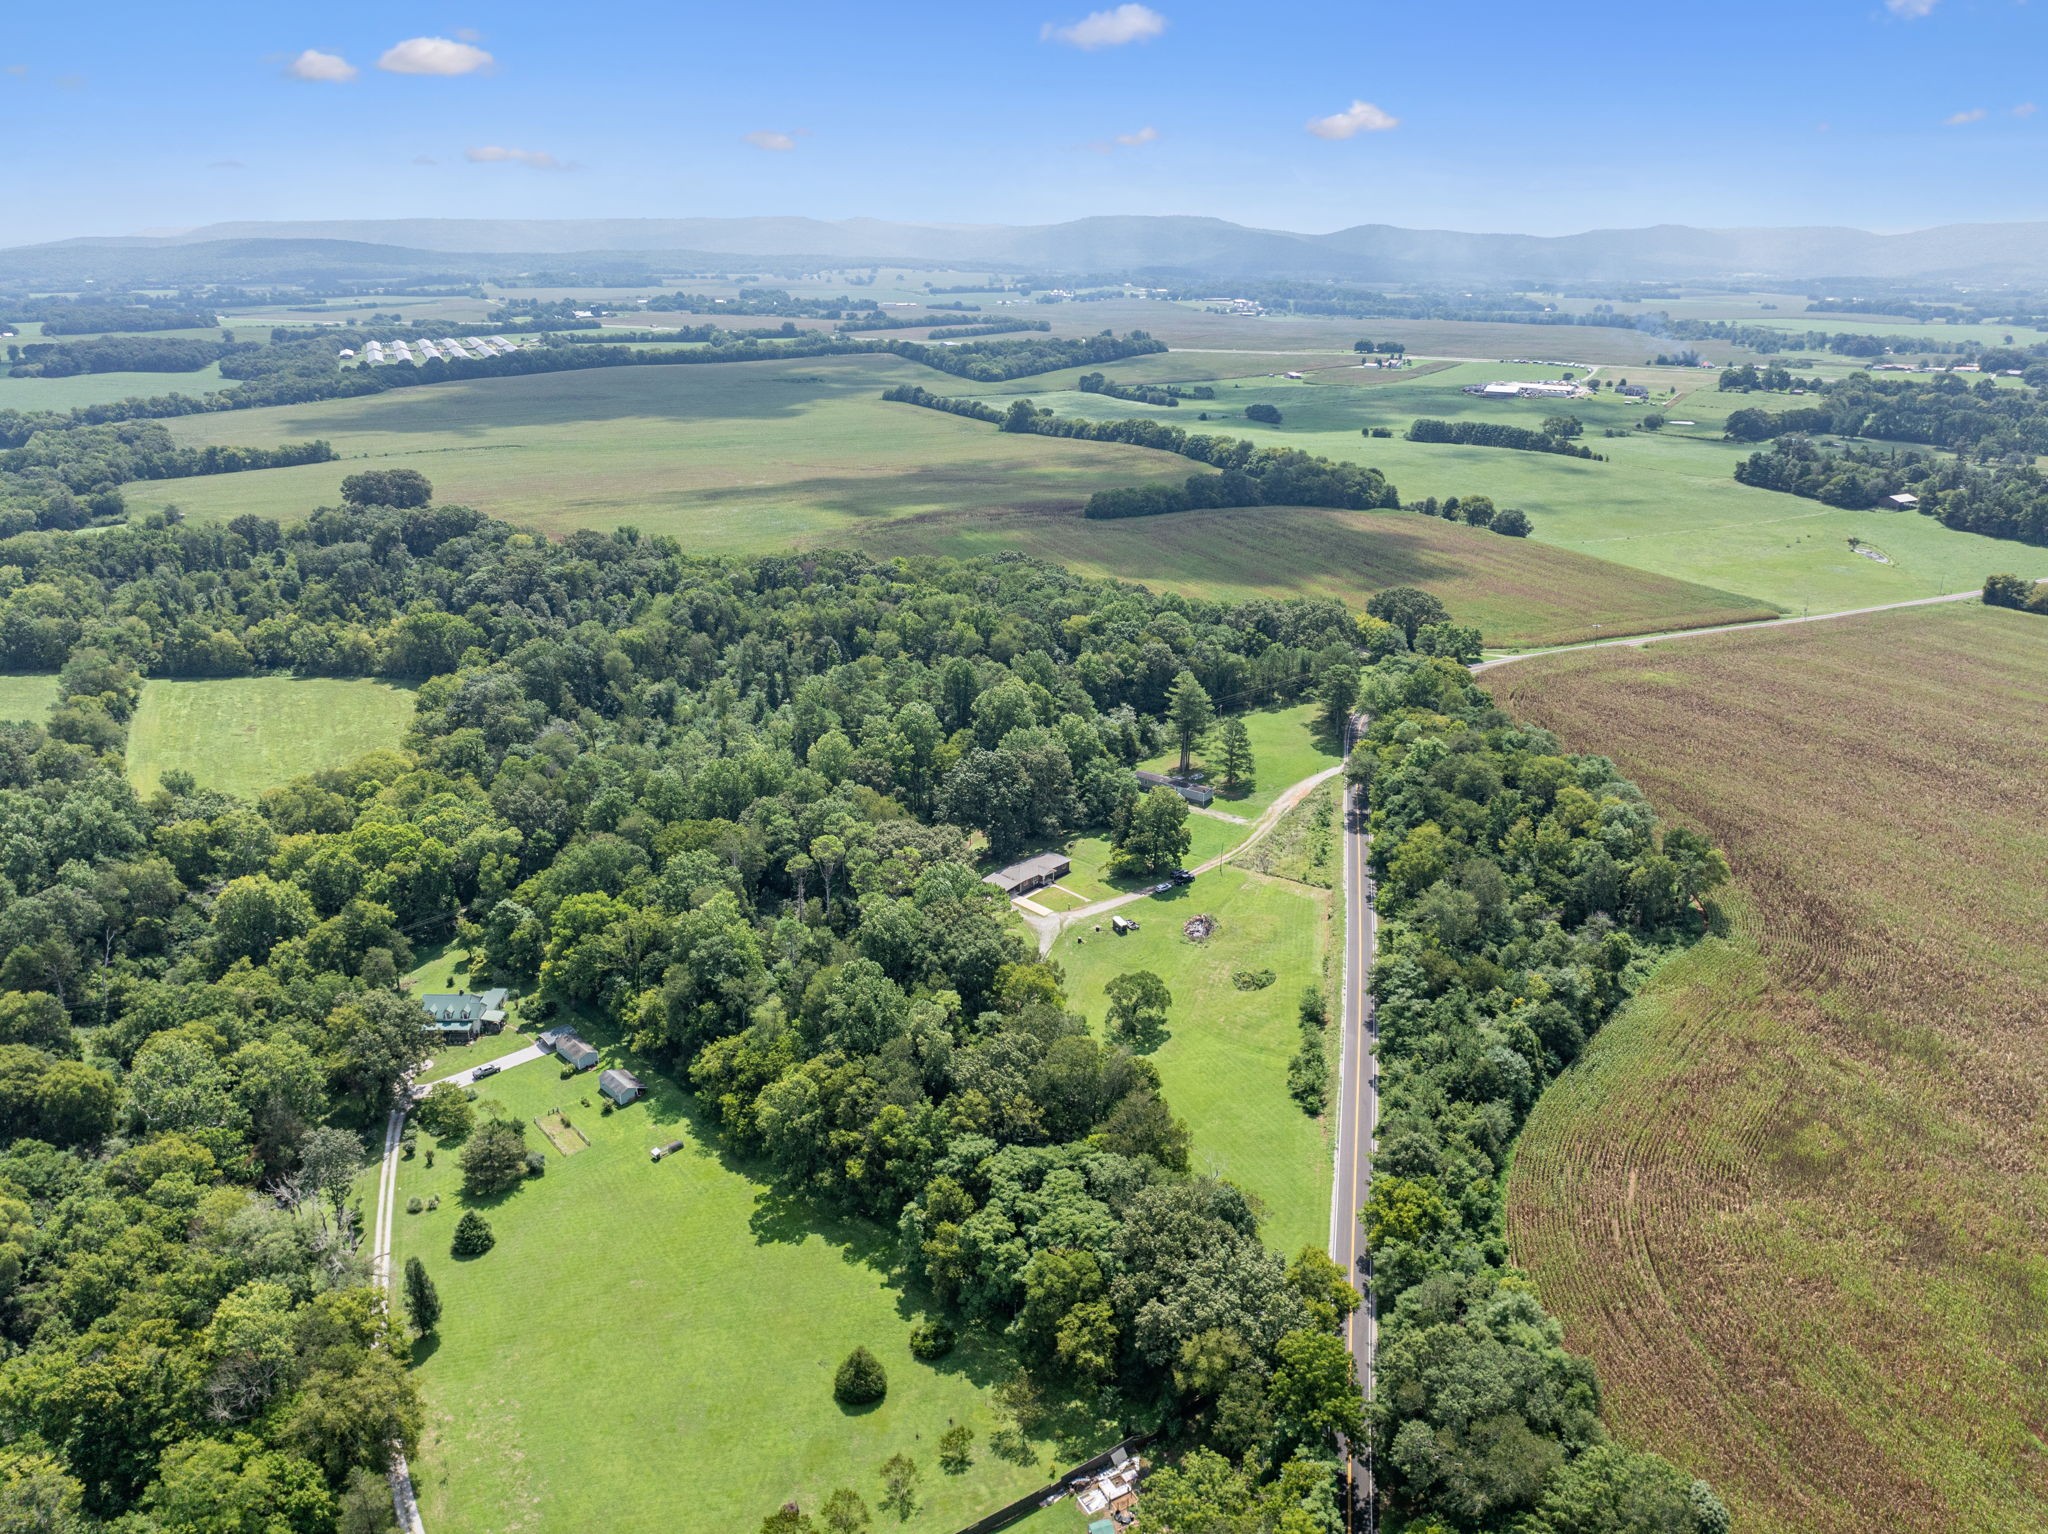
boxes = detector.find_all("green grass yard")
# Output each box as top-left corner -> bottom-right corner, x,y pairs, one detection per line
1136,702 -> 1339,819
0,674 -> 58,723
393,1051 -> 1088,1534
1055,866 -> 1333,1257
0,363 -> 232,412
126,675 -> 416,798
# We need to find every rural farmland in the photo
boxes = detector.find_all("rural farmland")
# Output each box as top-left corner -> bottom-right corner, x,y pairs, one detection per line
1496,603 -> 2048,1534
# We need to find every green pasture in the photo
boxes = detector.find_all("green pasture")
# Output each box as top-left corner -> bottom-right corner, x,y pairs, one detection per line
119,354 -> 1198,539
0,674 -> 59,723
1136,702 -> 1339,819
1048,814 -> 1245,904
0,362 -> 230,412
116,340 -> 2048,628
1055,865 -> 1333,1257
126,675 -> 416,798
1006,359 -> 2048,615
393,1047 -> 1084,1534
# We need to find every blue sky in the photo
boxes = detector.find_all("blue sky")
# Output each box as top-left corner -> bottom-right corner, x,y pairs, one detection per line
7,0 -> 2048,244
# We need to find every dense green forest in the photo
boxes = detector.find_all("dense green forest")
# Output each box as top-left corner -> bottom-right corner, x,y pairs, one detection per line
0,476 -> 1725,1532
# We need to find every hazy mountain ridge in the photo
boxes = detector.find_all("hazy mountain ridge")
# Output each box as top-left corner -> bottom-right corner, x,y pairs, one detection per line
11,215 -> 2048,285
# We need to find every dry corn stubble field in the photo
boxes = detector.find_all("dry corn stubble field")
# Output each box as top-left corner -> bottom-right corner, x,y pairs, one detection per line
1493,602 -> 2048,1534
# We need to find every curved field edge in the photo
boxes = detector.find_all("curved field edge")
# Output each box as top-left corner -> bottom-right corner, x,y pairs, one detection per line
860,502 -> 1778,651
1495,603 -> 2048,1534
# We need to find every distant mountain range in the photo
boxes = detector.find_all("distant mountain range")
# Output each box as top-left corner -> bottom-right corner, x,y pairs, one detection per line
10,215 -> 2048,286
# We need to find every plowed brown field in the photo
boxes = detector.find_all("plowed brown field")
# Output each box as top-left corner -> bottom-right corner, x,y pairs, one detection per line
1494,602 -> 2048,1534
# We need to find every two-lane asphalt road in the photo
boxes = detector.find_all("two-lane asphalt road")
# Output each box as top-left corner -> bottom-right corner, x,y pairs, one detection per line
1330,714 -> 1380,1532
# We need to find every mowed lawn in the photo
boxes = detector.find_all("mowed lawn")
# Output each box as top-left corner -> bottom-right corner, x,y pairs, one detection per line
1494,603 -> 2048,1534
117,354 -> 1197,543
0,673 -> 59,723
126,676 -> 415,797
1136,702 -> 1340,818
1054,866 -> 1333,1257
393,1053 -> 1076,1534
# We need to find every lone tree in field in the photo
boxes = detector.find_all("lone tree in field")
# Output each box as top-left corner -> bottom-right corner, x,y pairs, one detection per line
1245,402 -> 1283,425
937,1424 -> 975,1473
1215,716 -> 1254,789
1105,970 -> 1173,1051
878,1454 -> 921,1519
403,1256 -> 441,1336
1365,586 -> 1450,646
821,1489 -> 872,1534
834,1346 -> 888,1406
339,468 -> 432,509
450,1210 -> 494,1258
1165,670 -> 1214,774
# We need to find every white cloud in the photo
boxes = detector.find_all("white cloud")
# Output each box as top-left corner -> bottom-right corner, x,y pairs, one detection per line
1944,107 -> 1987,125
744,130 -> 799,151
413,154 -> 439,165
465,145 -> 564,169
1307,100 -> 1400,140
287,48 -> 357,82
379,37 -> 494,75
1042,4 -> 1167,49
1887,0 -> 1939,16
4,65 -> 27,79
2014,102 -> 2038,118
454,27 -> 484,42
1088,125 -> 1161,153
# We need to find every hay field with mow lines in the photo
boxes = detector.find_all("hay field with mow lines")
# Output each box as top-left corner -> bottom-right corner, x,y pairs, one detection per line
1494,602 -> 2048,1534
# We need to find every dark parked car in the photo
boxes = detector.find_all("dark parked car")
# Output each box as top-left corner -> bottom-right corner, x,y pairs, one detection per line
1169,868 -> 1195,884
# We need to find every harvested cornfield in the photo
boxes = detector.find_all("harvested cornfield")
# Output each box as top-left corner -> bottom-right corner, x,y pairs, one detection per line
1494,602 -> 2048,1534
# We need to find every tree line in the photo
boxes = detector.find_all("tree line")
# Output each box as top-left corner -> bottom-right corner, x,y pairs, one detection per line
1735,436 -> 2048,545
1984,573 -> 2048,613
1351,653 -> 1732,1533
8,336 -> 247,378
1405,418 -> 1603,460
2,421 -> 336,497
1723,369 -> 2048,455
1077,372 -> 1215,407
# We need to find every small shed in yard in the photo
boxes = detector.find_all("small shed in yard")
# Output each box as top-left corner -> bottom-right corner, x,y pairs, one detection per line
600,1068 -> 644,1106
555,1034 -> 600,1072
1885,493 -> 1920,509
1136,769 -> 1213,807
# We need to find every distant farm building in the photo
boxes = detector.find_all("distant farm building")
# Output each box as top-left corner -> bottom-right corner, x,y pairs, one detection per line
1617,383 -> 1649,398
418,987 -> 510,1044
984,852 -> 1072,896
599,1069 -> 644,1106
1463,379 -> 1583,400
1885,493 -> 1920,508
1136,769 -> 1215,807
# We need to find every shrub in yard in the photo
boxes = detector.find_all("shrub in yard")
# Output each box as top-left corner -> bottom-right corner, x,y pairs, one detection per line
834,1346 -> 888,1406
451,1210 -> 494,1258
908,1321 -> 955,1361
523,1149 -> 546,1178
1232,967 -> 1276,991
406,1196 -> 422,1214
